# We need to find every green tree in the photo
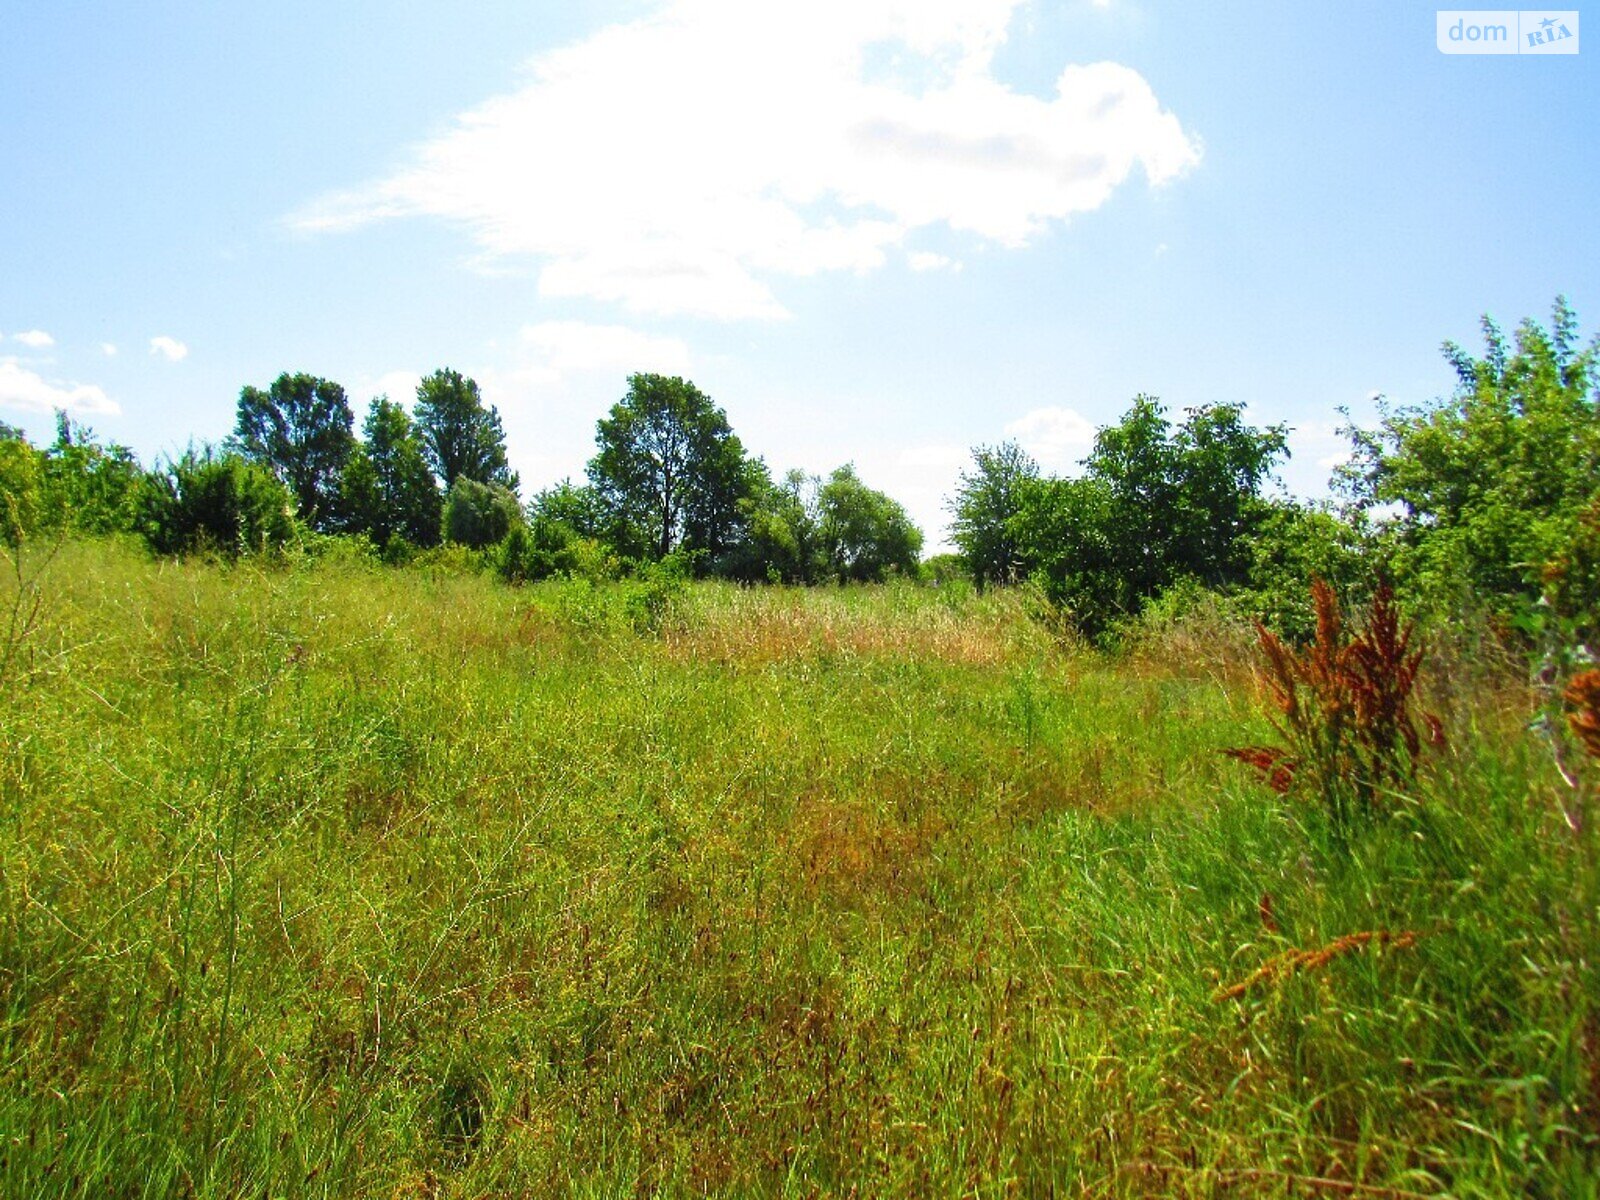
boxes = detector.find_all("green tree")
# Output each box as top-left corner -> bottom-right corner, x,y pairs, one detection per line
816,464 -> 923,583
720,466 -> 826,584
587,373 -> 756,563
1338,297 -> 1600,621
41,413 -> 143,536
1241,501 -> 1370,640
950,441 -> 1039,588
232,373 -> 356,531
413,369 -> 518,493
528,479 -> 606,539
1009,397 -> 1287,637
341,397 -> 442,547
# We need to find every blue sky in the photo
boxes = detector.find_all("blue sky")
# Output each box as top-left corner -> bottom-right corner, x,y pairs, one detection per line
3,1 -> 1596,549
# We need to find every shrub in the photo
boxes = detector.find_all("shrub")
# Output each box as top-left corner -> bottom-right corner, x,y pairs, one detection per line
622,552 -> 690,634
138,448 -> 296,557
443,478 -> 521,549
0,437 -> 43,548
495,516 -> 616,585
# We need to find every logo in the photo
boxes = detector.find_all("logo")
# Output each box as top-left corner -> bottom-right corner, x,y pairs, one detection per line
1437,10 -> 1580,53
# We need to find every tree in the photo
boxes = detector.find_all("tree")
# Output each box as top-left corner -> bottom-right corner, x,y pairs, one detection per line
341,397 -> 442,547
587,373 -> 756,563
41,413 -> 143,537
0,436 -> 42,548
1008,397 -> 1287,637
232,373 -> 355,531
950,441 -> 1039,588
719,466 -> 826,584
413,369 -> 518,494
528,479 -> 606,539
1337,297 -> 1600,621
816,464 -> 923,583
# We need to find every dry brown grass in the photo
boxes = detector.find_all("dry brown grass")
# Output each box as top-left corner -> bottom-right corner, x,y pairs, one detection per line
661,586 -> 1049,670
785,787 -> 947,904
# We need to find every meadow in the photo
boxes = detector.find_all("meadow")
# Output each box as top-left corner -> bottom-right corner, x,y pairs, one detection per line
1,539 -> 1596,1197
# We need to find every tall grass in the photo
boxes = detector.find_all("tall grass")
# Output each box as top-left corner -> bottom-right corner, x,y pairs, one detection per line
0,541 -> 1594,1196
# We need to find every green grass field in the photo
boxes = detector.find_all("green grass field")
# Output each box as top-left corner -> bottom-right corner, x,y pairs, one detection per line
2,540 -> 1596,1197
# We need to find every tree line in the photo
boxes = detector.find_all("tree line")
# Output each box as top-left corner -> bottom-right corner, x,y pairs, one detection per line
948,296 -> 1598,645
0,368 -> 923,586
3,297 -> 1596,647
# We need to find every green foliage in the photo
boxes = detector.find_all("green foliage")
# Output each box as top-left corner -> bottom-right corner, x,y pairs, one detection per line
232,373 -> 356,532
719,467 -> 825,584
0,435 -> 43,548
587,373 -> 757,563
414,368 -> 518,493
920,552 -> 969,586
816,464 -> 923,583
442,477 -> 521,549
528,479 -> 606,538
1543,497 -> 1600,655
950,440 -> 1039,588
138,448 -> 297,557
1241,501 -> 1370,640
1013,397 -> 1288,639
1339,297 -> 1600,623
0,418 -> 143,545
340,397 -> 442,548
621,551 -> 690,633
495,518 -> 616,585
40,414 -> 144,536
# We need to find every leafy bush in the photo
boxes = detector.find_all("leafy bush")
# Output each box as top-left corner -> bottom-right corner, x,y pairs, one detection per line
622,552 -> 690,634
495,515 -> 617,585
442,478 -> 521,549
138,448 -> 297,557
1339,297 -> 1600,626
41,416 -> 144,536
1011,397 -> 1288,640
0,436 -> 43,548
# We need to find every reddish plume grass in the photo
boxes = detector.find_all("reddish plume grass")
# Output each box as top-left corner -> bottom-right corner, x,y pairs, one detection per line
1566,669 -> 1600,760
1213,929 -> 1421,1003
1226,580 -> 1443,827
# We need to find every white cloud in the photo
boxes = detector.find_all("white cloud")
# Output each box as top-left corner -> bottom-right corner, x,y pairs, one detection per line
899,443 -> 970,469
149,336 -> 188,362
293,0 -> 1199,321
14,330 -> 54,349
1004,405 -> 1095,470
101,342 -> 118,357
356,370 -> 423,407
517,321 -> 692,384
0,359 -> 119,416
908,251 -> 960,272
